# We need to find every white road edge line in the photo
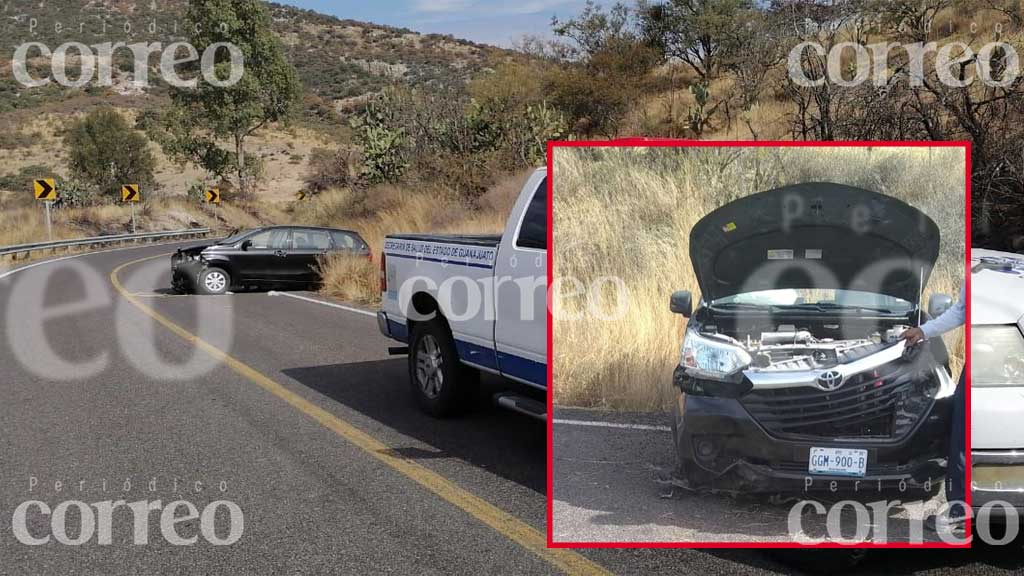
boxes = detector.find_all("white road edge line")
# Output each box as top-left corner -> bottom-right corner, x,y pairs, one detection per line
268,290 -> 376,318
0,241 -> 187,281
552,419 -> 672,432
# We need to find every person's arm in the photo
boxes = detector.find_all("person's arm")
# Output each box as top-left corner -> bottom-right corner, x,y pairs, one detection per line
921,285 -> 966,339
901,285 -> 965,345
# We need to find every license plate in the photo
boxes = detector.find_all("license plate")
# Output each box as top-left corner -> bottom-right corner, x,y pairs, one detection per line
808,447 -> 868,477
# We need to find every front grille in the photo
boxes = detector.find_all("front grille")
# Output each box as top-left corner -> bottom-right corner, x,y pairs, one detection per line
740,360 -> 924,440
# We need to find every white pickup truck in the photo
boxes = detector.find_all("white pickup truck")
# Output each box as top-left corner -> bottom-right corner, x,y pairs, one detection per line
377,168 -> 547,418
971,248 -> 1024,515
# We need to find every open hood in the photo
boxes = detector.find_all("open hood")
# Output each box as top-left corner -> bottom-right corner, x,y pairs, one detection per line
689,182 -> 941,304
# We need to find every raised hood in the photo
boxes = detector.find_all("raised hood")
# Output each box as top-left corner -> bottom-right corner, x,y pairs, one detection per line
689,182 -> 941,304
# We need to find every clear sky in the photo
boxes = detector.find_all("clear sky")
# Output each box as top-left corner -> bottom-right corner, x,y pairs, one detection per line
276,0 -> 612,47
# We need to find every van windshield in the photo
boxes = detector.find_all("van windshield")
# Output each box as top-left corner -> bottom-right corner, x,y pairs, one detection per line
712,289 -> 913,313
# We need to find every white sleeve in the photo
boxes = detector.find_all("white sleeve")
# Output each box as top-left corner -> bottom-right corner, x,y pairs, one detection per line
921,286 -> 966,339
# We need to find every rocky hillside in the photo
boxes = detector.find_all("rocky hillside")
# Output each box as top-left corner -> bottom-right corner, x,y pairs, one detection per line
0,0 -> 514,114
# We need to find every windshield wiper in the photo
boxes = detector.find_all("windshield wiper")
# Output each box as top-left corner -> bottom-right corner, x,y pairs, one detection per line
777,303 -> 895,314
710,302 -> 773,310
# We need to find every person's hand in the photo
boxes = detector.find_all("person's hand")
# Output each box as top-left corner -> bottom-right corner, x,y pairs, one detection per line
900,327 -> 926,346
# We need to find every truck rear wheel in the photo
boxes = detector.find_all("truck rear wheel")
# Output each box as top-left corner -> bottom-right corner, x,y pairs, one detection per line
408,320 -> 478,417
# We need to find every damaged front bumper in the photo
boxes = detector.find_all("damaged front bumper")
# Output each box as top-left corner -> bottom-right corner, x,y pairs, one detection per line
170,252 -> 205,293
671,351 -> 953,495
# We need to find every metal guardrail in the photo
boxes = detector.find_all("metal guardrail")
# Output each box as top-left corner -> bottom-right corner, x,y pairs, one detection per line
0,228 -> 212,259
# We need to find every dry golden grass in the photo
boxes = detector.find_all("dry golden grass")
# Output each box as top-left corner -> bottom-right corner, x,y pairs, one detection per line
301,171 -> 527,304
317,253 -> 379,304
552,146 -> 966,411
0,196 -> 289,256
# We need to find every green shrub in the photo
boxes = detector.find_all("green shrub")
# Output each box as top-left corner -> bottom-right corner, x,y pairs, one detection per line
64,108 -> 157,200
350,92 -> 409,184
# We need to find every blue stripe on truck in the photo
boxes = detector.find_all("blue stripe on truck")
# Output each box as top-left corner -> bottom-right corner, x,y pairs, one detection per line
454,339 -> 547,389
389,323 -> 547,389
496,351 -> 548,388
388,320 -> 409,343
384,252 -> 495,270
454,339 -> 500,372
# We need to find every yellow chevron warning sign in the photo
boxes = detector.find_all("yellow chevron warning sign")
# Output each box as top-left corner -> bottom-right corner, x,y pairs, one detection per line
34,179 -> 57,201
205,188 -> 221,204
122,184 -> 141,203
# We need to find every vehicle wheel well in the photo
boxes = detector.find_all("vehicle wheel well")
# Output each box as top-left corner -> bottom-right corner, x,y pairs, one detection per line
408,292 -> 446,334
203,263 -> 232,276
201,265 -> 232,284
411,292 -> 440,317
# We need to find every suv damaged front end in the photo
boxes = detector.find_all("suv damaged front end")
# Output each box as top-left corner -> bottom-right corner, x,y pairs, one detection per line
670,183 -> 955,496
171,246 -> 210,293
670,311 -> 954,495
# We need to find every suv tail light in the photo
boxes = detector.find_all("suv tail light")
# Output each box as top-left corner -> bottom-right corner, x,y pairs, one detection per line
379,252 -> 387,293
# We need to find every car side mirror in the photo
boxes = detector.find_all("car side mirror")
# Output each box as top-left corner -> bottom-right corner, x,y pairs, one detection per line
670,291 -> 693,317
240,239 -> 252,251
928,293 -> 953,318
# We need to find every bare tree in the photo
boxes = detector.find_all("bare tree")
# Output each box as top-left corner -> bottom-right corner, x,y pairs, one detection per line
775,0 -> 863,140
721,8 -> 790,109
637,0 -> 754,80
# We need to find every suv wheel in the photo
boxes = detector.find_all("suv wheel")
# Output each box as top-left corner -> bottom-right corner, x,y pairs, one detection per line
408,320 -> 478,417
198,268 -> 231,295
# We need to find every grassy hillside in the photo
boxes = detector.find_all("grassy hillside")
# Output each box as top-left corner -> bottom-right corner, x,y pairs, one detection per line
0,1 -> 525,248
0,1 -> 512,114
552,147 -> 966,411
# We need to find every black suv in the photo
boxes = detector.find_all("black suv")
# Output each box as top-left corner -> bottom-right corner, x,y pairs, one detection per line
172,226 -> 371,295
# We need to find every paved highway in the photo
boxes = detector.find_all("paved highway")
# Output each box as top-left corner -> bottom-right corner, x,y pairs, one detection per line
0,241 -> 1020,574
552,408 -> 948,544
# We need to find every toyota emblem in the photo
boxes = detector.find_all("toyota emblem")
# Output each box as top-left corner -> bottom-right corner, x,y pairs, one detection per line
817,370 -> 844,391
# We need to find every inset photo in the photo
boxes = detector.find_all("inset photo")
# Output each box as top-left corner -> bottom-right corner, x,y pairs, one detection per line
549,143 -> 968,545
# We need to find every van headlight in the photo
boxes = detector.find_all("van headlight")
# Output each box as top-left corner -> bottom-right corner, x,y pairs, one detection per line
972,325 -> 1024,386
680,330 -> 752,380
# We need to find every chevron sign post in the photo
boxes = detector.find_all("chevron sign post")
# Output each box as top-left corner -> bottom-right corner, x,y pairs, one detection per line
33,179 -> 57,241
122,185 -> 141,234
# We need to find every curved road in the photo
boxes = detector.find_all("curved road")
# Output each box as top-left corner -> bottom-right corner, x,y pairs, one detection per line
0,241 -> 1020,574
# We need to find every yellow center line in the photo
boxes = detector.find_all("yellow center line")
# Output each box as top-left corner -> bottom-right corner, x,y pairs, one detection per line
111,254 -> 609,576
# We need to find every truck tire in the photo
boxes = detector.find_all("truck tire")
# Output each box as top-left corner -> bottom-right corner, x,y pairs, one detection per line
198,267 -> 231,295
408,320 -> 479,417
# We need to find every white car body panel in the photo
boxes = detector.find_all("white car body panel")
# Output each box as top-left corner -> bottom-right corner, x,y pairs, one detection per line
971,248 -> 1024,451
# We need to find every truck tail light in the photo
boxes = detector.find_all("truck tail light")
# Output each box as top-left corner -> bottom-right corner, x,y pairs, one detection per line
379,252 -> 387,293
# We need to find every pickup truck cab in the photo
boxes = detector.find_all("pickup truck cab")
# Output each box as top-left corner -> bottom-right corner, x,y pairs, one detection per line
377,168 -> 547,418
970,248 -> 1024,515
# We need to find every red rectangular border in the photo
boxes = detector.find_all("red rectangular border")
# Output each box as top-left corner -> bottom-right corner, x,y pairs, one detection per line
545,139 -> 973,549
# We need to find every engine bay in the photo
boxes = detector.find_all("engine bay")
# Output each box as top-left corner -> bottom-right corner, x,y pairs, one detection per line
701,323 -> 911,372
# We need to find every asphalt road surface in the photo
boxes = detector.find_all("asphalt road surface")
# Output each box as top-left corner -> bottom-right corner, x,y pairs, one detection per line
0,241 -> 1021,575
552,408 -> 950,544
